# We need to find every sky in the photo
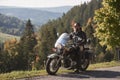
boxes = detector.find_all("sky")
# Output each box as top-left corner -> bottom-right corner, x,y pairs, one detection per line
0,0 -> 91,8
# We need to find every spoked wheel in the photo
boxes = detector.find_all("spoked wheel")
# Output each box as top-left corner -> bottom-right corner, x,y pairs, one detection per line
46,58 -> 60,75
80,58 -> 89,71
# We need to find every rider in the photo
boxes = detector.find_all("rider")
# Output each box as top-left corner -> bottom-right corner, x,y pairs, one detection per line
70,22 -> 87,72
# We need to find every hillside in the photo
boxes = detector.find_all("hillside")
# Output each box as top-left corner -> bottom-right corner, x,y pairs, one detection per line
39,6 -> 72,13
0,32 -> 20,43
40,0 -> 103,33
0,13 -> 25,35
0,6 -> 72,26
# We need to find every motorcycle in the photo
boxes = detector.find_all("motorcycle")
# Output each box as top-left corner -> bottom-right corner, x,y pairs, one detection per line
46,33 -> 92,75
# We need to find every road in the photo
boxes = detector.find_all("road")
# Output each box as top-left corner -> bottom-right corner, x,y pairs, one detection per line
19,66 -> 120,80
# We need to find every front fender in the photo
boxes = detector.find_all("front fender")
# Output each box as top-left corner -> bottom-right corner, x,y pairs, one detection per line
47,53 -> 59,59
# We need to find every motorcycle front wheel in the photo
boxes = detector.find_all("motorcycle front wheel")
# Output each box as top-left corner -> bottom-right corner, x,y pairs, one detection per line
46,58 -> 60,75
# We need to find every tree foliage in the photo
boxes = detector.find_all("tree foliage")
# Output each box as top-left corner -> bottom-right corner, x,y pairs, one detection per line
38,23 -> 57,67
84,18 -> 96,47
0,38 -> 19,72
0,20 -> 38,72
18,19 -> 37,70
0,13 -> 25,35
94,0 -> 120,49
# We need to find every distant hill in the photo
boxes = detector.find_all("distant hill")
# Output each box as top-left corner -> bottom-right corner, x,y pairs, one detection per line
0,6 -> 72,26
39,6 -> 72,13
0,32 -> 20,43
0,13 -> 25,35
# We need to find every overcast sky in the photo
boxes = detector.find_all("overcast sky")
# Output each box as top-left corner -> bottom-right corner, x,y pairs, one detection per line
0,0 -> 91,8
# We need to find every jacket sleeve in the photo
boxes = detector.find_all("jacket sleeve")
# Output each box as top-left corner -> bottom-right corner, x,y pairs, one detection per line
82,32 -> 87,44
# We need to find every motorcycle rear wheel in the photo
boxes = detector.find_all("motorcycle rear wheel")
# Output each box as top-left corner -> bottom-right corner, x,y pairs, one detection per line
80,58 -> 89,71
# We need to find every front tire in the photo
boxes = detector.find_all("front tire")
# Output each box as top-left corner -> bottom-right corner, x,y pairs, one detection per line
46,58 -> 60,75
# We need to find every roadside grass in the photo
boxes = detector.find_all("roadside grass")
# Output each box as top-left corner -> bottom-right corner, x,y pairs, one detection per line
88,61 -> 120,70
0,61 -> 120,80
0,70 -> 46,80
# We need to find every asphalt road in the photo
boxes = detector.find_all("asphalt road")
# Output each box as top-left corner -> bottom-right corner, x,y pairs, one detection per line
19,66 -> 120,80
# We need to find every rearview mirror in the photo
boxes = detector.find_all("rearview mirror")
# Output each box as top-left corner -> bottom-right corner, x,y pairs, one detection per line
57,32 -> 59,37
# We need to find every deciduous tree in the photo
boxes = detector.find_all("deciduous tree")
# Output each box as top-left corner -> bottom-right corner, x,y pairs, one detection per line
94,0 -> 120,50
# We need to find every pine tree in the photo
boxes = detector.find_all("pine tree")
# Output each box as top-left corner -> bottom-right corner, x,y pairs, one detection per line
19,19 -> 37,70
38,24 -> 58,68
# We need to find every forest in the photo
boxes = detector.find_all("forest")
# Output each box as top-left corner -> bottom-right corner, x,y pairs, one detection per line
0,13 -> 25,35
0,0 -> 120,73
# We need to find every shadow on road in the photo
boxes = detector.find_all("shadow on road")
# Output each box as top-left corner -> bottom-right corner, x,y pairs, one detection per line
56,70 -> 120,79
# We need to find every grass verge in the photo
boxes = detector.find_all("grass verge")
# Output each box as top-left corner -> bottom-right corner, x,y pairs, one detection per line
88,61 -> 120,70
0,61 -> 120,80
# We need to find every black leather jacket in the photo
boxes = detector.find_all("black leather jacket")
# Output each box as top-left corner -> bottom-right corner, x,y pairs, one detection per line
70,31 -> 87,45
